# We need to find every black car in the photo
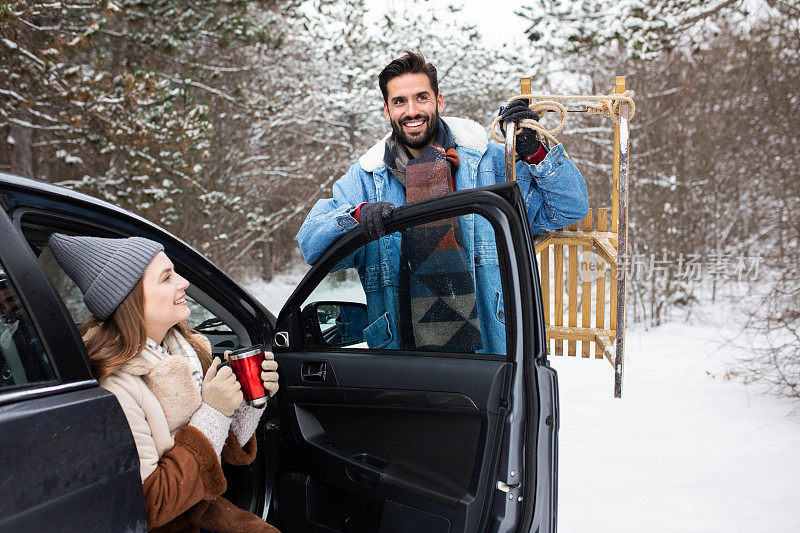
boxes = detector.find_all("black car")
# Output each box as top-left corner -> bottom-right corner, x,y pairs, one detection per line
0,171 -> 558,532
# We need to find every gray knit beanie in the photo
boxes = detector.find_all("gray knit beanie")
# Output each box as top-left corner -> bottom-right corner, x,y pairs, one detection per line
48,234 -> 164,320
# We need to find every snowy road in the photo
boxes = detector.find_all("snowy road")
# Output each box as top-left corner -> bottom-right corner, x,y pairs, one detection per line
246,275 -> 800,532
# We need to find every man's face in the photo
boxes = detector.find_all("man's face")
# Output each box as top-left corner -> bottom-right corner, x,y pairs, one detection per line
0,287 -> 22,323
383,73 -> 445,152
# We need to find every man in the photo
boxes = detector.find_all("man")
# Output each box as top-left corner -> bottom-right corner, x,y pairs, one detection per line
0,276 -> 28,385
0,275 -> 52,386
296,51 -> 588,354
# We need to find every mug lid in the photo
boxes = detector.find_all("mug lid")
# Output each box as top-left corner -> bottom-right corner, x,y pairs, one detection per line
229,344 -> 263,360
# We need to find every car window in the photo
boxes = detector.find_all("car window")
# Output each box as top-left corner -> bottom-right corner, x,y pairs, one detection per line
38,246 -> 93,325
301,212 -> 507,356
185,295 -> 232,334
37,242 -> 231,332
0,262 -> 57,388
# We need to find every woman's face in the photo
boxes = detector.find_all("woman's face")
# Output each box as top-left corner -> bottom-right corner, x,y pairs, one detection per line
141,251 -> 190,342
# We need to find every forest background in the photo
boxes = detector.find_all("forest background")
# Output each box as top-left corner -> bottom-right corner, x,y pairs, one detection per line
1,0 -> 798,398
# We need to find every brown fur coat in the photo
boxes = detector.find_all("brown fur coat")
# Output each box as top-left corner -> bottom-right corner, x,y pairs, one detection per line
96,328 -> 278,532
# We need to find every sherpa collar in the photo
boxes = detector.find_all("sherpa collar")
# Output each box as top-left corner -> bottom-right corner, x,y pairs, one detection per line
359,116 -> 489,173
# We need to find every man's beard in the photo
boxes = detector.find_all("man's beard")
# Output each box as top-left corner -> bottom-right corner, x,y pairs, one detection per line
1,309 -> 20,325
390,109 -> 439,150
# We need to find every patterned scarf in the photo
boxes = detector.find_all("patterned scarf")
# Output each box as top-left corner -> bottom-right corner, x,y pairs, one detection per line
384,119 -> 460,187
384,129 -> 411,187
390,120 -> 483,353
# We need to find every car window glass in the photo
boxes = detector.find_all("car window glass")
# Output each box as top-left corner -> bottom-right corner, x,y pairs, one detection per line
186,295 -> 232,334
0,263 -> 57,388
38,246 -> 93,325
301,213 -> 507,356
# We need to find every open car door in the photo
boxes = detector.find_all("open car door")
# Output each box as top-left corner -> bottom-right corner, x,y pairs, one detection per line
273,183 -> 559,532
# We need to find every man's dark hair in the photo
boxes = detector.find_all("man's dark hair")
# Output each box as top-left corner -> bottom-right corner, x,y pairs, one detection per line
378,51 -> 438,103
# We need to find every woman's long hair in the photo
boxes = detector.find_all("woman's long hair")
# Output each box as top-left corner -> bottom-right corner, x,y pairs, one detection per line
79,279 -> 211,379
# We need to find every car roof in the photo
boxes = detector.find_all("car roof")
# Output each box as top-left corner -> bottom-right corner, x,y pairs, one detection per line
0,171 -> 164,231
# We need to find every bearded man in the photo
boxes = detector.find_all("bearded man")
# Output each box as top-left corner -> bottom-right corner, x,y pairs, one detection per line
0,276 -> 52,385
296,51 -> 589,353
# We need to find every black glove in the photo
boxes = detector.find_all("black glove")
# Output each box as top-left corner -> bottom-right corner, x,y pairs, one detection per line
499,99 -> 542,160
357,202 -> 394,241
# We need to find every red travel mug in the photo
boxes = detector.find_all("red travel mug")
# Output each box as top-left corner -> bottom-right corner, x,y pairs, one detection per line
226,344 -> 267,408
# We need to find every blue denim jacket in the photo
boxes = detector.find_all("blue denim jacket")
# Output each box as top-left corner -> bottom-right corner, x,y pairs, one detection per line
296,117 -> 588,354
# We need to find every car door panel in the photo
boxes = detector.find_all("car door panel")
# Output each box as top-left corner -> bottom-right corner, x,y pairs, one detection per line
0,385 -> 144,531
529,362 -> 559,530
275,184 -> 554,533
279,352 -> 509,411
279,351 -> 512,508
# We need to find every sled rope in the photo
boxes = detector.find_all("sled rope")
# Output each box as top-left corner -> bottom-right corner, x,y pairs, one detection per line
491,92 -> 636,147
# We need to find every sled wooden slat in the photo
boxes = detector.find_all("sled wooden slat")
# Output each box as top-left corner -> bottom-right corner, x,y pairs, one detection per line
535,233 -> 616,265
596,209 -> 608,359
581,212 -> 593,358
568,222 -> 578,356
612,93 -> 620,234
546,326 -> 615,365
547,325 -> 615,342
554,243 -> 564,356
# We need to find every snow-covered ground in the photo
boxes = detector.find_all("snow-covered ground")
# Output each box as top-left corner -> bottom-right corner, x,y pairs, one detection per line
552,303 -> 800,532
244,262 -> 311,316
245,273 -> 800,532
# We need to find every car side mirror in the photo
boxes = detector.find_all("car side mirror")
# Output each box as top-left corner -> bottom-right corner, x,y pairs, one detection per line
301,301 -> 368,347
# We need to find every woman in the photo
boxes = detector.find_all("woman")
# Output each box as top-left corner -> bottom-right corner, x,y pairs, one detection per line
49,233 -> 280,533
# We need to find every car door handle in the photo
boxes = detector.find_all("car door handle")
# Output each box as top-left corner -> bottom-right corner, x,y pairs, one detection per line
345,453 -> 389,489
301,361 -> 327,383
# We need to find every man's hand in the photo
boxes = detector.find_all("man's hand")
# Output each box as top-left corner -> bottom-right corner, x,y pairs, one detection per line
358,202 -> 394,241
499,99 -> 543,161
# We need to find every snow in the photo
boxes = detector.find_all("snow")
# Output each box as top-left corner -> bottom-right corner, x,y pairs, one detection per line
244,271 -> 800,531
245,262 -> 310,314
55,149 -> 83,165
553,306 -> 800,532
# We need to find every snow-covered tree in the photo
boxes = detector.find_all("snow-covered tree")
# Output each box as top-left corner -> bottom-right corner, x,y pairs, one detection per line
0,0 -> 555,280
517,0 -> 756,60
0,0 -> 298,270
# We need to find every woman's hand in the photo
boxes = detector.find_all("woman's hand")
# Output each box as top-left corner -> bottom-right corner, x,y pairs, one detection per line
261,352 -> 279,397
201,357 -> 243,416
